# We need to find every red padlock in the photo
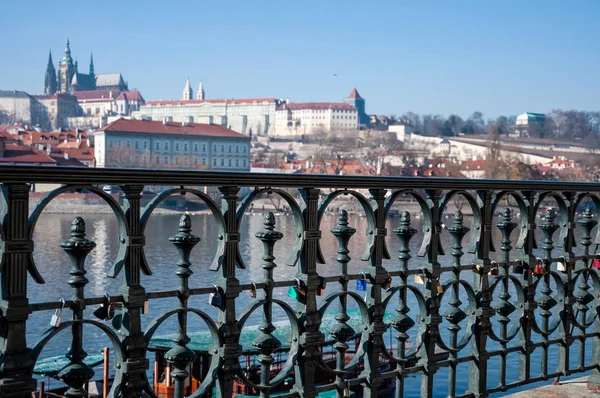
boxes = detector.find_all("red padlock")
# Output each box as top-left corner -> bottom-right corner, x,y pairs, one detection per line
533,263 -> 545,276
593,259 -> 600,269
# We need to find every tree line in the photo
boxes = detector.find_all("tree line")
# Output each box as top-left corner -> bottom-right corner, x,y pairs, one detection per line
400,110 -> 600,146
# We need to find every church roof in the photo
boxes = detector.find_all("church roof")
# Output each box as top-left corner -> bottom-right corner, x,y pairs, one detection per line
100,118 -> 250,139
115,91 -> 144,102
71,73 -> 96,90
96,73 -> 125,88
72,90 -> 121,101
347,88 -> 363,100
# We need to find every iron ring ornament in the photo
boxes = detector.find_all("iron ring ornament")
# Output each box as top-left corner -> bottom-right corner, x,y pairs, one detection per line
487,274 -> 526,343
235,298 -> 300,390
380,284 -> 428,361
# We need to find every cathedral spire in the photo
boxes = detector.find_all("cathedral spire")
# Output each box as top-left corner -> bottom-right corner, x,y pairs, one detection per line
89,53 -> 95,76
62,36 -> 73,65
45,50 -> 57,95
197,81 -> 205,100
182,78 -> 193,101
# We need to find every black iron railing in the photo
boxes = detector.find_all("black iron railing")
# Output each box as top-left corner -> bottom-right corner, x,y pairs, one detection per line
1,165 -> 600,398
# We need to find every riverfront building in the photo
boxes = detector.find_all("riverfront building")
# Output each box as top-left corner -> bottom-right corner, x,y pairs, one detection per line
92,118 -> 250,171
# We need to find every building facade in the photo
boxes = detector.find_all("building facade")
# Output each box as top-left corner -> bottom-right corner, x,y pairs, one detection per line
92,118 -> 251,172
44,38 -> 129,95
32,93 -> 79,129
271,102 -> 358,138
512,112 -> 546,138
0,90 -> 38,125
345,88 -> 368,126
132,98 -> 280,137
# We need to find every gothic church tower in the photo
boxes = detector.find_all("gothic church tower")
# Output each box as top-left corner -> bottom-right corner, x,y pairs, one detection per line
182,78 -> 193,100
44,50 -> 57,95
57,38 -> 77,93
197,81 -> 205,100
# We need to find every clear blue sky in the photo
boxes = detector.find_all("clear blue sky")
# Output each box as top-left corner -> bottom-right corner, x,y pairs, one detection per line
1,1 -> 598,119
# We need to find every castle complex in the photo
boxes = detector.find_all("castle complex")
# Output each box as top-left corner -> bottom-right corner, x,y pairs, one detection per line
44,38 -> 128,95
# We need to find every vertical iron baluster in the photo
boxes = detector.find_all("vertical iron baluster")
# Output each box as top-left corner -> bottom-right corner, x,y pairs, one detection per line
538,209 -> 559,378
391,211 -> 417,398
330,210 -> 357,398
363,188 -> 388,397
444,211 -> 469,398
420,189 -> 443,397
294,188 -> 322,398
494,208 -> 517,389
216,186 -> 243,397
58,217 -> 96,397
0,183 -> 36,398
519,190 -> 537,385
120,185 -> 148,397
253,212 -> 283,398
575,208 -> 596,369
165,214 -> 200,398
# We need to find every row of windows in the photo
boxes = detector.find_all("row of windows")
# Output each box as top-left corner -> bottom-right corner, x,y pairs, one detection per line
153,156 -> 247,168
109,139 -> 248,154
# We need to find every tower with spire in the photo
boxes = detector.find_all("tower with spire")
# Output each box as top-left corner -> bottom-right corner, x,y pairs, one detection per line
182,78 -> 193,100
346,88 -> 368,126
57,37 -> 77,93
197,81 -> 205,100
44,50 -> 57,95
89,53 -> 95,76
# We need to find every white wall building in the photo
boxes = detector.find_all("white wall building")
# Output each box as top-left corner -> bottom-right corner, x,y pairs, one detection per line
271,102 -> 358,138
92,118 -> 251,171
132,98 -> 279,137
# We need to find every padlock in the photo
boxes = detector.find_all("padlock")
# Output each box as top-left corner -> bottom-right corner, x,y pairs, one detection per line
317,276 -> 326,296
50,298 -> 65,327
208,286 -> 222,307
473,264 -> 484,274
414,273 -> 425,285
593,259 -> 600,269
533,263 -> 545,276
343,384 -> 351,397
382,273 -> 392,290
512,260 -> 524,274
488,263 -> 499,276
287,286 -> 299,299
356,279 -> 367,291
93,294 -> 114,321
142,300 -> 149,315
557,259 -> 567,272
436,280 -> 444,294
249,282 -> 257,298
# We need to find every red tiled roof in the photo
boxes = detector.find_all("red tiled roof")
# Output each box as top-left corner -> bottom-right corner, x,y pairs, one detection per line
71,90 -> 121,101
0,143 -> 57,165
101,118 -> 250,139
279,102 -> 356,111
145,98 -> 276,106
0,130 -> 19,143
115,90 -> 144,101
347,88 -> 362,100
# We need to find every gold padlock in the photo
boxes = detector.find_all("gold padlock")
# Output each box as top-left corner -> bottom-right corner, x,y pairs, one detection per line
488,262 -> 499,276
436,280 -> 443,294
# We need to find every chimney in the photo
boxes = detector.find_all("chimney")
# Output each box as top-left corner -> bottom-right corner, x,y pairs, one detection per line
0,137 -> 5,158
64,152 -> 70,160
162,118 -> 167,125
182,121 -> 188,127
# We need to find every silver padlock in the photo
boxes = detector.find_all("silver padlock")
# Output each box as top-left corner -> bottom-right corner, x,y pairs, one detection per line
208,286 -> 222,307
50,298 -> 66,327
142,300 -> 149,315
557,257 -> 567,272
249,282 -> 257,298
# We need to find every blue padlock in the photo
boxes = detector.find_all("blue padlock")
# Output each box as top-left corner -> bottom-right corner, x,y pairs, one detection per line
356,279 -> 367,291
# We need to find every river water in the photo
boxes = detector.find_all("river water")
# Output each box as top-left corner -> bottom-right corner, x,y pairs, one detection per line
27,210 -> 593,397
